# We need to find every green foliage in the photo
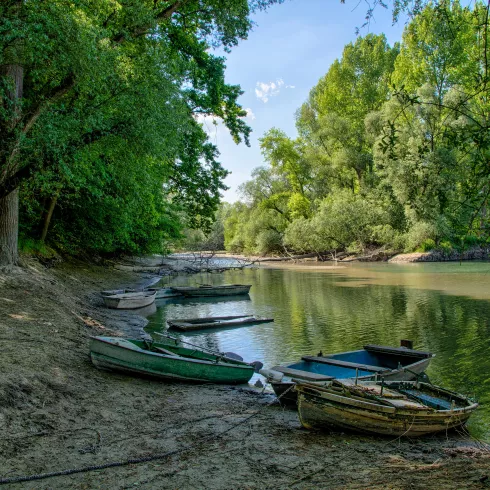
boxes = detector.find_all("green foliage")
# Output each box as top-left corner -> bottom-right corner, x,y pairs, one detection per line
284,190 -> 392,253
1,0 -> 284,259
224,1 -> 490,257
19,238 -> 54,258
418,239 -> 436,252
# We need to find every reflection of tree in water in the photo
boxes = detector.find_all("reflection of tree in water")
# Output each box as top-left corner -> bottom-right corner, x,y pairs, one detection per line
148,266 -> 490,440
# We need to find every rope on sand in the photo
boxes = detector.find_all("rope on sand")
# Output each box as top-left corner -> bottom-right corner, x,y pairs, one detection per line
0,385 -> 293,485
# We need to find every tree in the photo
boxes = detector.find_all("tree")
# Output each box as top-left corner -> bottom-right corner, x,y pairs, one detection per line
0,0 -> 284,266
296,34 -> 399,191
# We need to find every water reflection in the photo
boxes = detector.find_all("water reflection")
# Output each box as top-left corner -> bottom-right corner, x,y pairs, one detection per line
146,263 -> 490,440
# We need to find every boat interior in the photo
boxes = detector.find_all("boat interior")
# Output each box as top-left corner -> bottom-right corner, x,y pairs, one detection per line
274,345 -> 432,380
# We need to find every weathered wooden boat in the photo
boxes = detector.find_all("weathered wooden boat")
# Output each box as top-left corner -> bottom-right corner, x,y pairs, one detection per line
167,315 -> 273,331
102,290 -> 156,309
89,336 -> 256,384
260,343 -> 435,407
101,287 -> 180,299
170,284 -> 252,297
296,379 -> 478,437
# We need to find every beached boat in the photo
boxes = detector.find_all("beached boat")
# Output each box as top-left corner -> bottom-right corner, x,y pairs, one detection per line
89,336 -> 255,383
170,284 -> 252,297
101,287 -> 180,299
102,290 -> 156,309
296,379 -> 478,436
260,344 -> 435,407
167,315 -> 273,331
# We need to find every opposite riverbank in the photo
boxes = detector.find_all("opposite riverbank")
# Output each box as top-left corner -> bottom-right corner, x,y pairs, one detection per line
1,257 -> 489,489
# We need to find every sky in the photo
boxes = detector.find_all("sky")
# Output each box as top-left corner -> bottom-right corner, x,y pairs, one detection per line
201,0 -> 408,202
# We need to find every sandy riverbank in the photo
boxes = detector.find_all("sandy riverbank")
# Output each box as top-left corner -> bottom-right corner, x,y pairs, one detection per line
0,257 -> 489,489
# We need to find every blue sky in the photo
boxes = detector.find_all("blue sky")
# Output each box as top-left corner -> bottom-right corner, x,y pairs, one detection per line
203,0 -> 408,202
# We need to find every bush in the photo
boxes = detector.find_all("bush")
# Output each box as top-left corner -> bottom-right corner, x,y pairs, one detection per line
402,221 -> 437,252
418,238 -> 436,252
437,240 -> 452,255
255,230 -> 283,255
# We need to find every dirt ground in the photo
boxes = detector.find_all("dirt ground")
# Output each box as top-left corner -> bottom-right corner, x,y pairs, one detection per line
0,257 -> 489,489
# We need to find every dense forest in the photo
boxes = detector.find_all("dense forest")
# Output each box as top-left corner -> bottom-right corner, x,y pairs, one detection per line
0,0 -> 285,266
2,1 -> 489,265
219,1 -> 490,257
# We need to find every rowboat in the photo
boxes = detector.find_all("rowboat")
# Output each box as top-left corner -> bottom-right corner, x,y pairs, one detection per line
170,284 -> 252,297
102,290 -> 156,309
260,344 -> 434,407
296,379 -> 478,437
167,315 -> 273,331
89,336 -> 256,384
101,287 -> 180,299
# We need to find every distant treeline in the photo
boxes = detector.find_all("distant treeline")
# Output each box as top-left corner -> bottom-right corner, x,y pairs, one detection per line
216,1 -> 490,257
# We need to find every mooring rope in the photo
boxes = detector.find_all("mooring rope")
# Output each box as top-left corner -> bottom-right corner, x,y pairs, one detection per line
0,384 -> 294,485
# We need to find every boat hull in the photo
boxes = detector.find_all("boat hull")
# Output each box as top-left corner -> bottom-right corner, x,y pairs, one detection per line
268,346 -> 434,408
167,316 -> 273,331
89,337 -> 254,384
171,285 -> 251,297
102,291 -> 156,309
102,288 -> 180,299
297,382 -> 477,437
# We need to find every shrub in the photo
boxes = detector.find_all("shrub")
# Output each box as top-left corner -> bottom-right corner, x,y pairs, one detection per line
418,239 -> 436,252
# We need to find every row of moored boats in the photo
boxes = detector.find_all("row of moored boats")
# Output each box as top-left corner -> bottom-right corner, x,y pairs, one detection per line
92,283 -> 478,437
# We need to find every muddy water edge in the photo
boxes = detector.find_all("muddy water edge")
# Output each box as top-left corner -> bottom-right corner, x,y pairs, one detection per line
0,257 -> 489,489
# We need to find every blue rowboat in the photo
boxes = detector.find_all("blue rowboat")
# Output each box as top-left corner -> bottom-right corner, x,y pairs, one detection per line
260,343 -> 434,407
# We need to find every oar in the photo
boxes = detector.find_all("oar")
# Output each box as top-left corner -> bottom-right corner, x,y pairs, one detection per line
152,332 -> 263,371
153,332 -> 243,361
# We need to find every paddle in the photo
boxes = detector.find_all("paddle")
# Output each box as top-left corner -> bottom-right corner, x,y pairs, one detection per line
152,332 -> 263,371
153,332 -> 244,361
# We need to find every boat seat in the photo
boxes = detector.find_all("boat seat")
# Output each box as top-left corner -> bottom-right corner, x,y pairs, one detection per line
152,346 -> 177,356
271,366 -> 334,382
301,356 -> 389,373
363,344 -> 433,358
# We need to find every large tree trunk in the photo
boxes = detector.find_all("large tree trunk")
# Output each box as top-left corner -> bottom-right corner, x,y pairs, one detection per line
0,189 -> 19,266
0,58 -> 24,266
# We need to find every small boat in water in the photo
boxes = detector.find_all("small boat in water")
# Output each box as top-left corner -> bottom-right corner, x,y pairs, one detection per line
260,343 -> 434,407
167,315 -> 273,331
101,287 -> 180,299
170,284 -> 252,297
296,379 -> 478,437
102,290 -> 156,309
89,336 -> 256,384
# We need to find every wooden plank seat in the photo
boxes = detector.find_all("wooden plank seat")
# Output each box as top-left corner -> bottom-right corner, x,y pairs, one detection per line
363,344 -> 433,358
271,366 -> 335,381
301,356 -> 389,373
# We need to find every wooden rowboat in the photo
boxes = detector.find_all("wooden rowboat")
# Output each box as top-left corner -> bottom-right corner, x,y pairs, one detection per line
101,287 -> 180,299
89,336 -> 255,384
170,284 -> 252,297
260,344 -> 434,407
167,315 -> 273,331
102,290 -> 156,309
296,379 -> 478,437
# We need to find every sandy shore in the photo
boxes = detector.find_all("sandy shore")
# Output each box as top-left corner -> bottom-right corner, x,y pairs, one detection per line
0,257 -> 488,489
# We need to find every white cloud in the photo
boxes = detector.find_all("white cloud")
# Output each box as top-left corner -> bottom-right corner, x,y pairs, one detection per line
255,78 -> 294,103
244,107 -> 255,120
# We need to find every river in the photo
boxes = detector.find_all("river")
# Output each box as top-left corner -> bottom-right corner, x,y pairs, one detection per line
146,260 -> 490,440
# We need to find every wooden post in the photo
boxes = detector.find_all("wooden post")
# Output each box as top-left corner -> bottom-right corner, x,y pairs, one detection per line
400,339 -> 414,349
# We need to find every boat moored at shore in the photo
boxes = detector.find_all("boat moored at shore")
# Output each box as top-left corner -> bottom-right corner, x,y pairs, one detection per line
102,290 -> 156,309
90,336 -> 256,384
261,343 -> 435,407
296,379 -> 478,437
170,284 -> 252,297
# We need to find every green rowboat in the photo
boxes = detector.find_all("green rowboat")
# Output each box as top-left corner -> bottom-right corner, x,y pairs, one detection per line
89,336 -> 255,384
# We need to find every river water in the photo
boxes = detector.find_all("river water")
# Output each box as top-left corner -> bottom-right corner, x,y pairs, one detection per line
146,261 -> 490,440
